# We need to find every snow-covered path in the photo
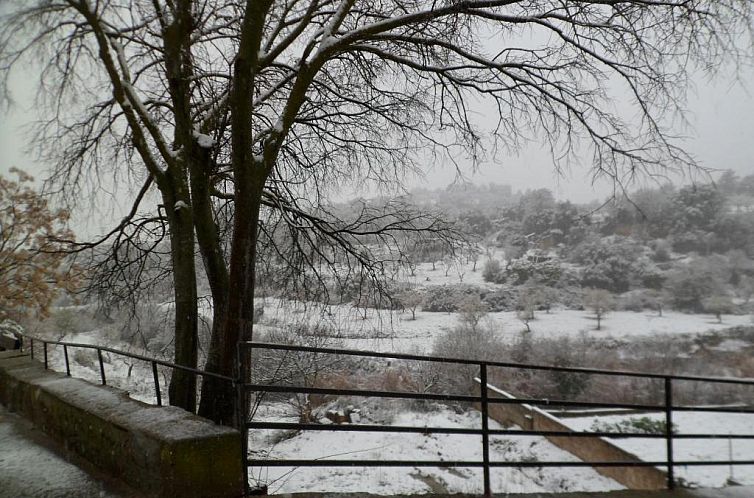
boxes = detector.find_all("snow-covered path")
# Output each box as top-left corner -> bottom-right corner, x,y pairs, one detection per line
0,404 -> 131,498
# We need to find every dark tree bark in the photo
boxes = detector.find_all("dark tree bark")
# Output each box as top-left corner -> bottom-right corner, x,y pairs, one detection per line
164,193 -> 199,412
197,0 -> 274,424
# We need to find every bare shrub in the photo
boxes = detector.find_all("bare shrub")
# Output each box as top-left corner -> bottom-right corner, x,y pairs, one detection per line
458,295 -> 489,332
432,318 -> 507,395
489,334 -> 593,401
116,304 -> 173,352
250,322 -> 348,422
491,329 -> 754,408
72,349 -> 97,370
482,258 -> 505,284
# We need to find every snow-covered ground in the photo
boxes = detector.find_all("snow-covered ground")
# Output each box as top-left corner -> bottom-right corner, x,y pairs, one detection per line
31,294 -> 753,494
258,297 -> 753,354
0,404 -> 124,497
248,403 -> 623,494
563,412 -> 754,488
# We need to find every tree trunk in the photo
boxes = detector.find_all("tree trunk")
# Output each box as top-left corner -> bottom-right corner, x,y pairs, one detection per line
188,146 -> 234,422
160,1 -> 201,414
166,195 -> 199,412
209,179 -> 263,427
199,0 -> 275,426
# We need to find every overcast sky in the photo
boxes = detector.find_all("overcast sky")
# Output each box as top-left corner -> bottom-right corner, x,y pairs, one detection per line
398,66 -> 754,201
2,50 -> 754,237
4,67 -> 753,196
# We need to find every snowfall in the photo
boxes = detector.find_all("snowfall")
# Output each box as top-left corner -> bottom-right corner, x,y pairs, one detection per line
31,257 -> 754,494
35,296 -> 752,495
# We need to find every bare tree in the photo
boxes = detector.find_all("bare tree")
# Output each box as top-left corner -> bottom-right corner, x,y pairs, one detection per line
3,0 -> 753,425
458,294 -> 489,332
516,285 -> 541,333
584,288 -> 614,331
703,295 -> 736,323
398,288 -> 424,320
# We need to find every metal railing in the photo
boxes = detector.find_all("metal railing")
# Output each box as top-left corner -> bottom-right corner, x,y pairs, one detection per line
242,341 -> 754,496
12,334 -> 754,496
19,334 -> 233,406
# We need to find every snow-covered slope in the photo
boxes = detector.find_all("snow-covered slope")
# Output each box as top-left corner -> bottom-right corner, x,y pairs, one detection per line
248,403 -> 624,494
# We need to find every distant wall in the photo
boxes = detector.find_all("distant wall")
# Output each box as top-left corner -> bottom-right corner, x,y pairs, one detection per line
478,381 -> 668,490
0,350 -> 243,498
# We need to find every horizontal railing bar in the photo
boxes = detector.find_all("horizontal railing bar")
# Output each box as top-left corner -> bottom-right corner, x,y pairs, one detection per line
249,459 -> 484,468
248,459 -> 675,468
670,405 -> 754,414
247,422 -> 754,441
24,333 -> 754,389
247,383 -> 668,411
19,334 -> 234,383
488,429 -> 666,438
243,341 -> 754,386
672,434 -> 754,439
488,397 -> 664,411
246,422 -> 671,438
247,422 -> 479,435
246,384 -> 478,403
248,459 -> 754,468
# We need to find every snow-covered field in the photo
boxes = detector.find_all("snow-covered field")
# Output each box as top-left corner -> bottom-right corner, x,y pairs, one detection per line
249,294 -> 753,493
33,293 -> 753,495
563,412 -> 754,488
248,403 -> 624,494
258,297 -> 753,354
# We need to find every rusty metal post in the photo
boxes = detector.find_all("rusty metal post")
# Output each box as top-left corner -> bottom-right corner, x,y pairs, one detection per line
665,377 -> 674,490
63,345 -> 70,376
152,361 -> 162,406
480,363 -> 491,496
97,349 -> 106,385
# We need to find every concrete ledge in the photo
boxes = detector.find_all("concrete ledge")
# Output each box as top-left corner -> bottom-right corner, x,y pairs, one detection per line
0,333 -> 22,351
0,352 -> 243,498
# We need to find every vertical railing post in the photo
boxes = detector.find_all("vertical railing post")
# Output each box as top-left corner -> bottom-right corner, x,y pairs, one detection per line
664,377 -> 674,490
480,363 -> 491,496
43,342 -> 48,369
63,345 -> 71,376
97,349 -> 107,385
237,341 -> 249,496
152,361 -> 162,406
29,338 -> 34,360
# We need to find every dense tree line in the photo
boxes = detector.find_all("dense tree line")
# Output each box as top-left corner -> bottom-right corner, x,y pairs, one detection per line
399,171 -> 754,318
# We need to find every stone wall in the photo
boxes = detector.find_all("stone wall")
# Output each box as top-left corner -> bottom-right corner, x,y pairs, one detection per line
480,381 -> 668,490
0,350 -> 243,498
0,333 -> 21,350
